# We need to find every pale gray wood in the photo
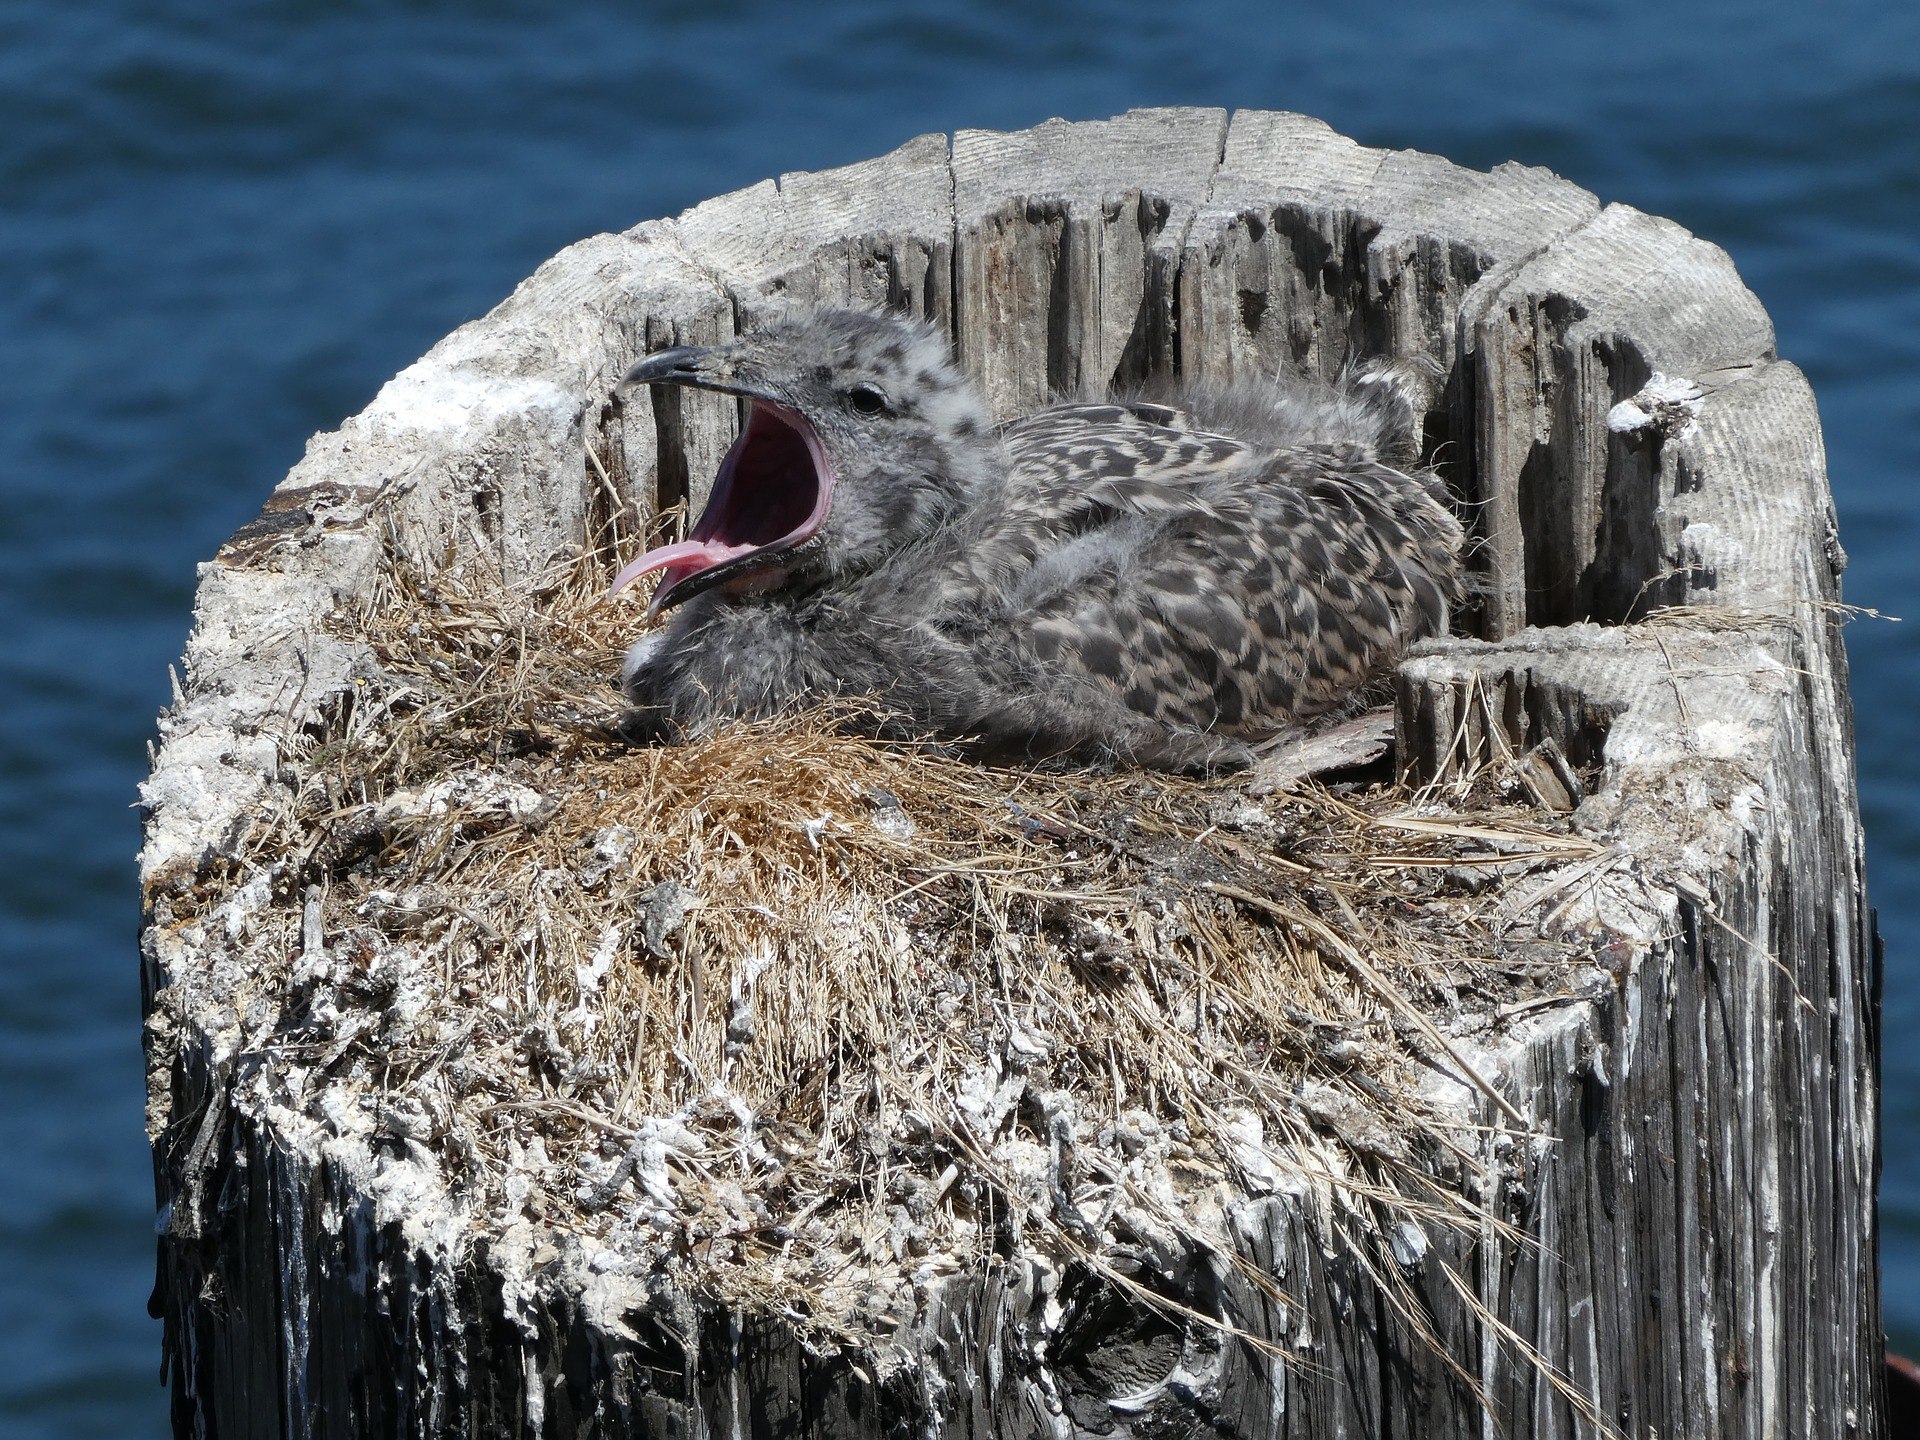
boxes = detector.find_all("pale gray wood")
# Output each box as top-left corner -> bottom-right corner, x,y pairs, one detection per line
657,130 -> 953,312
627,131 -> 956,514
952,107 -> 1228,414
1392,619 -> 1876,1439
1182,110 -> 1600,387
1459,202 -> 1778,635
141,109 -> 1882,1440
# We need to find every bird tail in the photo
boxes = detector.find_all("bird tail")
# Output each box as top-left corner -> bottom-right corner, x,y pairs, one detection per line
1342,355 -> 1441,469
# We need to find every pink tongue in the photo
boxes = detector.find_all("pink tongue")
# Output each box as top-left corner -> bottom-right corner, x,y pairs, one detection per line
608,538 -> 759,603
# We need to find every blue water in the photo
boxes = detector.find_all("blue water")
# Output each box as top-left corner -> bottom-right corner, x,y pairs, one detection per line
3,2 -> 1916,1434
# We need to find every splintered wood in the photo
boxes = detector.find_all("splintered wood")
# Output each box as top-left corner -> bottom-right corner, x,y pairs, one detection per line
142,109 -> 1878,1439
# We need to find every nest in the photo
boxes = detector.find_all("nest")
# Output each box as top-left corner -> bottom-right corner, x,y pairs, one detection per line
169,523 -> 1615,1390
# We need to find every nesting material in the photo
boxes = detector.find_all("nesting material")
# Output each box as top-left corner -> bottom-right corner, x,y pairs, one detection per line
159,540 -> 1611,1356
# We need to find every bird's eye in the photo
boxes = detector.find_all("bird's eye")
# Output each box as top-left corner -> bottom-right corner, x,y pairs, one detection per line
845,383 -> 890,417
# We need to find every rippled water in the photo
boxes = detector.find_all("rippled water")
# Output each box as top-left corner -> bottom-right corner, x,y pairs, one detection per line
3,2 -> 1916,1433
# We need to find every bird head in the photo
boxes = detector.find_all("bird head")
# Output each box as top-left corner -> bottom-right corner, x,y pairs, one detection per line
609,309 -> 996,616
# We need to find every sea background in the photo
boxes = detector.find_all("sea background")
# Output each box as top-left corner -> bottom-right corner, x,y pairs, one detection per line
2,1 -> 1916,1433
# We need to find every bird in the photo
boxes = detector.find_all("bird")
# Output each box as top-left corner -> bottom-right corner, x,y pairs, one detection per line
608,308 -> 1463,773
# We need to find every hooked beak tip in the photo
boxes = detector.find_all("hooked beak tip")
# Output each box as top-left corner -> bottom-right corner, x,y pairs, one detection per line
620,344 -> 719,393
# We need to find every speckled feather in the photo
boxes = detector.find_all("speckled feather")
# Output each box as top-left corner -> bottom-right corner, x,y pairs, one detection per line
619,310 -> 1463,771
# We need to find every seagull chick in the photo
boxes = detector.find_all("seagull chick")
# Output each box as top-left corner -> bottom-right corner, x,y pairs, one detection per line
609,309 -> 1463,772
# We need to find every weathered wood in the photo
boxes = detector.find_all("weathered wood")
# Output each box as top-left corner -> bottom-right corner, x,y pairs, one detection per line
634,131 -> 957,515
953,107 -> 1227,412
1460,202 -> 1778,635
141,109 -> 1881,1437
1185,110 -> 1598,387
1393,619 -> 1876,1437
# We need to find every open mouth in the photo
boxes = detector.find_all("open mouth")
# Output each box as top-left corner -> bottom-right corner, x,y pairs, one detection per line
608,399 -> 834,617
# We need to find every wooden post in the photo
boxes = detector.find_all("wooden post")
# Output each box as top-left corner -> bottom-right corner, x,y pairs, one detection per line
141,109 -> 1880,1437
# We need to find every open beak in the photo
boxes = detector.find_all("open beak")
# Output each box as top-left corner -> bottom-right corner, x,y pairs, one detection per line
609,344 -> 835,617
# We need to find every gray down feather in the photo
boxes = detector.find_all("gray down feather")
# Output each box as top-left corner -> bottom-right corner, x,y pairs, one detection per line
616,308 -> 1463,772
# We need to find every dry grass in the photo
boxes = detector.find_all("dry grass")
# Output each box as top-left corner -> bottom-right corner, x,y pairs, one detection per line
181,535 -> 1614,1413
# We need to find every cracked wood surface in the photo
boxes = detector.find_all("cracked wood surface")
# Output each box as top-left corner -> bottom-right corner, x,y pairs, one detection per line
140,108 -> 1881,1438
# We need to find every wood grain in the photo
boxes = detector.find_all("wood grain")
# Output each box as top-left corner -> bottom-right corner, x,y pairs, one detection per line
141,110 -> 1881,1438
